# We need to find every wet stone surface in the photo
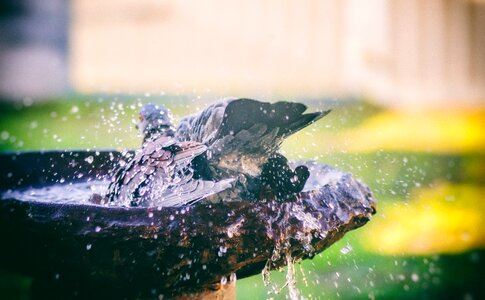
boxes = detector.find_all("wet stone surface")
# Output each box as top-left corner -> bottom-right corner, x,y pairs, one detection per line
0,150 -> 376,298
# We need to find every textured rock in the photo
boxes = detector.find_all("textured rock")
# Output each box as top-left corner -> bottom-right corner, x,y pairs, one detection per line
0,151 -> 376,298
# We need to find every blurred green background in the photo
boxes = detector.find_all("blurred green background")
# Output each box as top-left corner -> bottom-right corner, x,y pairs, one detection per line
0,96 -> 483,299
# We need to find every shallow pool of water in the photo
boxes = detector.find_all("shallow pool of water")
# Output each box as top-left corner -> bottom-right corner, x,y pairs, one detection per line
1,181 -> 109,205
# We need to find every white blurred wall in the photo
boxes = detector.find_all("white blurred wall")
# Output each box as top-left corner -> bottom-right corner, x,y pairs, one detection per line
2,0 -> 483,107
0,0 -> 69,100
71,0 -> 485,107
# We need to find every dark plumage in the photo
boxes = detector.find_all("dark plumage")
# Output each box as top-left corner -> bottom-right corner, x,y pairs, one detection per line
176,98 -> 330,200
259,154 -> 310,200
108,99 -> 329,206
137,104 -> 176,143
106,103 -> 234,207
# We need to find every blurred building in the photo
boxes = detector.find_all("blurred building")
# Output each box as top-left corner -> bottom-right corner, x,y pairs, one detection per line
1,0 -> 485,107
0,0 -> 69,101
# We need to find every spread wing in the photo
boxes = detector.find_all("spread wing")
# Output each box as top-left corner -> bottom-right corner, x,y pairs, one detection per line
176,98 -> 330,176
154,178 -> 235,207
107,137 -> 231,207
176,100 -> 227,144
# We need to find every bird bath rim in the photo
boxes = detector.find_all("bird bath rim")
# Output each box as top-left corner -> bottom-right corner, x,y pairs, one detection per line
0,149 -> 376,298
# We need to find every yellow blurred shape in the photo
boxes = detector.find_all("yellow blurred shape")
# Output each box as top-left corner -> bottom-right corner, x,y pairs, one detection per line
361,183 -> 485,255
344,110 -> 485,153
283,109 -> 485,156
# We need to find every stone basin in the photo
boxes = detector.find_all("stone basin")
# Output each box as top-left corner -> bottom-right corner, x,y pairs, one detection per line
0,150 -> 376,299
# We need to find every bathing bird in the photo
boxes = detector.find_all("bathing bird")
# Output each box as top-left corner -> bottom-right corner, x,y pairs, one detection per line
136,103 -> 176,143
106,104 -> 233,207
109,99 -> 329,206
175,98 -> 330,200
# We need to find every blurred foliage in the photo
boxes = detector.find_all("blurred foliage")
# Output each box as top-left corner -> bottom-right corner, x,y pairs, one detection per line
0,96 -> 484,299
284,109 -> 485,155
343,110 -> 485,153
238,237 -> 484,300
361,183 -> 485,255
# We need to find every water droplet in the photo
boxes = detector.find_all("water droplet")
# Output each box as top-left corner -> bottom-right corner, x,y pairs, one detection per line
84,156 -> 94,164
95,226 -> 101,232
340,245 -> 353,254
1,131 -> 9,140
86,244 -> 92,250
22,97 -> 33,106
411,273 -> 419,282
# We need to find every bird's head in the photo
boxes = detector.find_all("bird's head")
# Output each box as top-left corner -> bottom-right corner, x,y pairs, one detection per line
137,104 -> 175,141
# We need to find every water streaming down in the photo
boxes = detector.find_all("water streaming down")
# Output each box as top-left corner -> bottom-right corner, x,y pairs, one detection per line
255,161 -> 376,299
285,252 -> 300,300
262,250 -> 301,300
261,203 -> 320,299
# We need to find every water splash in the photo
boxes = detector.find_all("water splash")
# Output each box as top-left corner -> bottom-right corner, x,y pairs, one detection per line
1,181 -> 109,205
285,251 -> 300,300
262,250 -> 301,300
340,244 -> 353,255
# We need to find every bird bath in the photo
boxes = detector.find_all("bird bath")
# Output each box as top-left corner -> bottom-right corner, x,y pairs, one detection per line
0,150 -> 376,299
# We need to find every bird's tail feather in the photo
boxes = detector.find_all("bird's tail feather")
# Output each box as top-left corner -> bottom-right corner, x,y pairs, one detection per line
281,110 -> 331,138
216,99 -> 331,142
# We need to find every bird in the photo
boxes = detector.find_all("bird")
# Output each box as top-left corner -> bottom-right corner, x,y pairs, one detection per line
108,99 -> 329,206
106,104 -> 233,207
175,98 -> 330,200
136,103 -> 176,143
258,154 -> 310,200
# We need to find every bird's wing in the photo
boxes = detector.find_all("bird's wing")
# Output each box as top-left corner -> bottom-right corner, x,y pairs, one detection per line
152,178 -> 235,207
214,99 -> 330,142
176,101 -> 227,144
107,137 -> 176,204
176,98 -> 330,176
107,137 -> 208,206
173,141 -> 208,164
177,98 -> 329,151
